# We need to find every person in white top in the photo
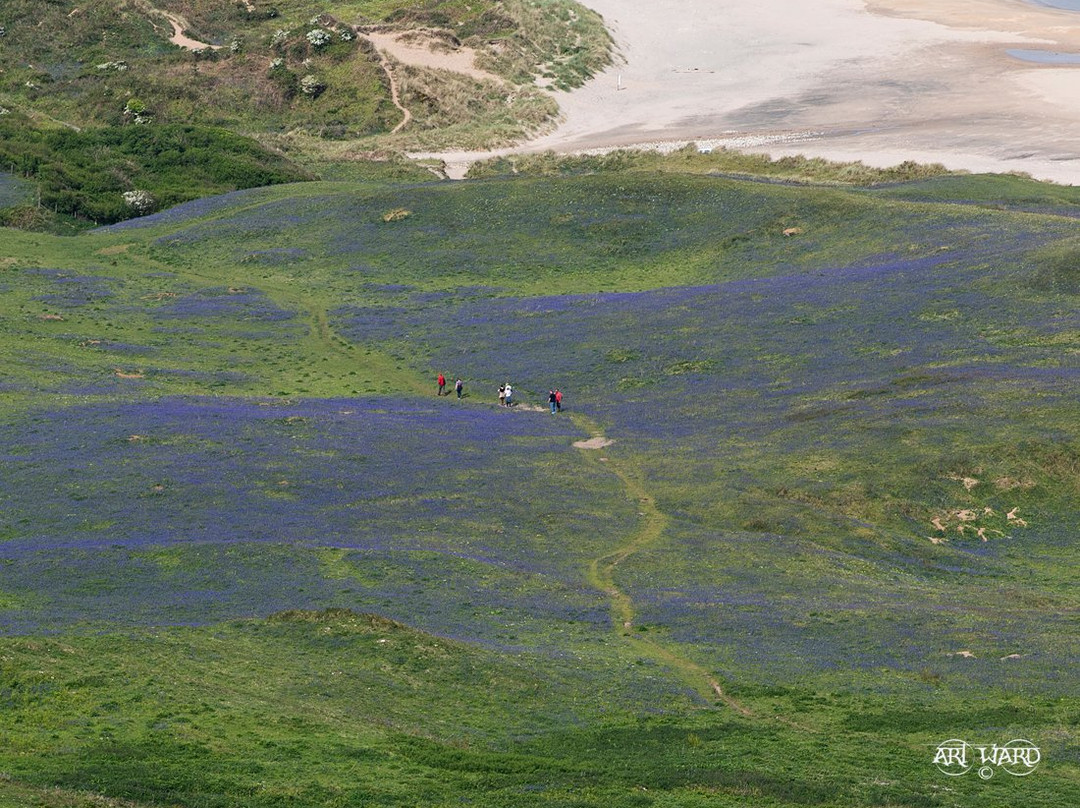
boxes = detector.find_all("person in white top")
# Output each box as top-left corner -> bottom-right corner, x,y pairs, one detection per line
503,384 -> 513,407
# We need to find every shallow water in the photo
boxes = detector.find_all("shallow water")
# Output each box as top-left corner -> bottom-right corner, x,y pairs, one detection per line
1007,48 -> 1080,64
1027,0 -> 1080,10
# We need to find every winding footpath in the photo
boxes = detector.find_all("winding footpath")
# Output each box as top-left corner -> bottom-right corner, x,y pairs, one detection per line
570,413 -> 752,716
357,31 -> 412,135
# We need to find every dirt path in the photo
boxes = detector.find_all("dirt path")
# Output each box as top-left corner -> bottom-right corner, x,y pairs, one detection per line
162,11 -> 220,50
136,1 -> 221,51
570,413 -> 752,715
358,28 -> 506,136
356,31 -> 412,134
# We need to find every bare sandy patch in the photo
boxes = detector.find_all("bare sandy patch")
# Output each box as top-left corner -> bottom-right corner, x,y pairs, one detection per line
142,4 -> 221,51
364,30 -> 502,83
995,476 -> 1035,491
574,436 -> 614,449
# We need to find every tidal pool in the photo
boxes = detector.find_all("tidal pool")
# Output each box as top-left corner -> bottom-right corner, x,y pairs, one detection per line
1027,0 -> 1080,10
1007,48 -> 1080,64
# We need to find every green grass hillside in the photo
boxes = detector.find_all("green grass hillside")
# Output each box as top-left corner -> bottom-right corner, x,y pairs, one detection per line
0,167 -> 1077,806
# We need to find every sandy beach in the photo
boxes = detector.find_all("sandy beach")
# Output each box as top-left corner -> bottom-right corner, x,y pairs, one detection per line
418,0 -> 1080,183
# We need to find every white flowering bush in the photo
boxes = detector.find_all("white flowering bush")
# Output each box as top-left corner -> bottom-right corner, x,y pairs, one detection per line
122,190 -> 155,215
299,74 -> 325,96
306,29 -> 331,47
270,29 -> 290,47
96,60 -> 128,72
269,58 -> 285,70
230,38 -> 242,54
339,30 -> 353,42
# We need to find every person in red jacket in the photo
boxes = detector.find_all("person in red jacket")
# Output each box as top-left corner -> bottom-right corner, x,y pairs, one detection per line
437,373 -> 446,396
555,389 -> 563,412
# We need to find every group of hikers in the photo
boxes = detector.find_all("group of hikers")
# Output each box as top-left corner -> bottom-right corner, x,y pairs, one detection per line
436,373 -> 564,413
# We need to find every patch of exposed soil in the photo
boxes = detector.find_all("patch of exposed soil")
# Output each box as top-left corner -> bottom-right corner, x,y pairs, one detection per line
574,436 -> 614,449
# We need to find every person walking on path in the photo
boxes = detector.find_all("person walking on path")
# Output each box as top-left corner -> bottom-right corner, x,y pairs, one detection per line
548,390 -> 557,414
437,373 -> 446,396
555,389 -> 563,412
504,383 -> 512,407
455,378 -> 463,399
498,384 -> 505,407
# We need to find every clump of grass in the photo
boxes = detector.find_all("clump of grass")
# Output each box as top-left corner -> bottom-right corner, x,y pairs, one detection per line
269,607 -> 406,631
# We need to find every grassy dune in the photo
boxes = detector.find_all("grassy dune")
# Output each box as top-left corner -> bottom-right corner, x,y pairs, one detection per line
0,169 -> 1077,806
0,0 -> 611,151
0,0 -> 613,230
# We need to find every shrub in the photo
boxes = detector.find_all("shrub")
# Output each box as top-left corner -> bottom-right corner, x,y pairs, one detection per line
122,189 -> 155,215
123,98 -> 152,125
299,74 -> 325,97
306,29 -> 331,48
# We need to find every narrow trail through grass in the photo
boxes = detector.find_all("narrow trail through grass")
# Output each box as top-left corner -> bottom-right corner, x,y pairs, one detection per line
570,412 -> 752,716
132,245 -> 426,397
